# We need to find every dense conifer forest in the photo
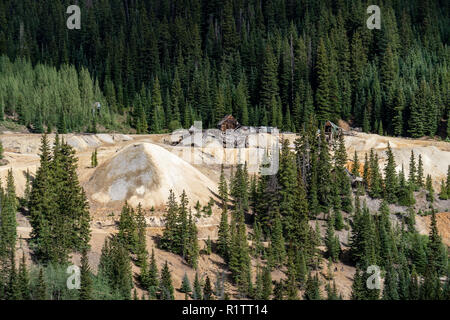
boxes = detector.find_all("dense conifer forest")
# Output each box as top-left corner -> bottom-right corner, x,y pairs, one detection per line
0,0 -> 448,136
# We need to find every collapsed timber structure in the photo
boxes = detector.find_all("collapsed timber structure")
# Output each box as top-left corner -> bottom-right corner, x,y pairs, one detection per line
324,120 -> 343,143
169,115 -> 279,149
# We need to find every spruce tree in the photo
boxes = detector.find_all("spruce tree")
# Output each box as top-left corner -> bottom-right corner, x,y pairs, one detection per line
160,190 -> 179,252
315,38 -> 330,123
369,150 -> 383,198
317,131 -> 333,211
363,153 -> 369,188
159,261 -> 174,300
0,169 -> 17,260
447,165 -> 450,198
193,272 -> 202,300
352,151 -> 360,177
23,169 -> 31,209
91,149 -> 98,168
426,175 -> 434,203
147,249 -> 159,299
383,265 -> 399,300
17,253 -> 30,300
98,236 -> 133,300
118,203 -> 138,253
186,209 -> 199,268
180,272 -> 192,300
262,266 -> 272,300
325,211 -> 340,262
408,86 -> 424,138
218,164 -> 228,206
29,135 -> 91,264
283,258 -> 296,300
6,251 -> 19,300
35,268 -> 47,300
417,155 -> 424,188
270,211 -> 286,266
203,276 -> 213,300
217,205 -> 230,261
351,266 -> 364,300
334,134 -> 353,212
135,203 -> 148,266
79,249 -> 92,300
438,180 -> 447,200
259,44 -> 279,118
384,143 -> 398,203
273,281 -> 284,300
409,266 -> 420,300
408,151 -> 417,190
303,273 -> 322,300
326,280 -> 340,300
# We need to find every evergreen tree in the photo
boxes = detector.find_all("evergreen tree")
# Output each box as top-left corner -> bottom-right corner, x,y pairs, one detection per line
79,249 -> 93,300
91,149 -> 98,168
193,272 -> 202,300
0,169 -> 17,260
278,139 -> 298,241
352,151 -> 360,177
117,203 -> 138,253
203,276 -> 213,300
262,266 -> 272,300
6,251 -> 19,300
259,45 -> 279,120
35,268 -> 47,300
180,272 -> 192,300
325,211 -> 340,262
98,236 -> 133,300
273,281 -> 284,300
29,135 -> 91,264
270,211 -> 286,266
447,165 -> 450,198
383,265 -> 399,300
326,280 -> 340,300
368,150 -> 383,198
303,273 -> 321,300
417,155 -> 424,188
384,143 -> 398,203
147,249 -> 159,299
17,253 -> 30,300
315,38 -> 330,123
135,204 -> 148,267
217,205 -> 230,261
409,266 -> 420,300
426,175 -> 434,203
160,190 -> 179,252
351,266 -> 364,300
408,151 -> 417,190
438,179 -> 448,200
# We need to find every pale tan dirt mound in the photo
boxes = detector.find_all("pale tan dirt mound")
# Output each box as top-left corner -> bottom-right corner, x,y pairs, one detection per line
419,212 -> 450,247
85,142 -> 218,213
